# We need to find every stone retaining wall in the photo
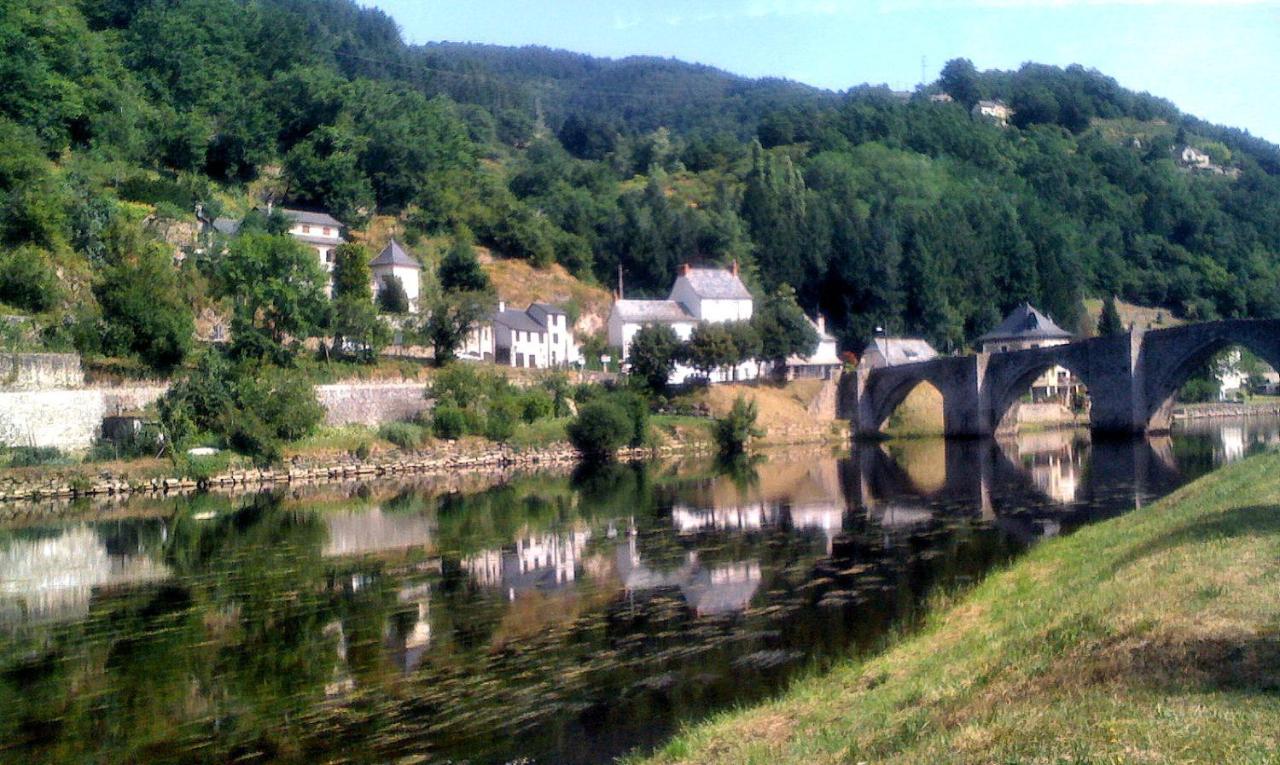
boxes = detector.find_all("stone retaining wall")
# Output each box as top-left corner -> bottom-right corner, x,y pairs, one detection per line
315,382 -> 431,426
0,353 -> 84,390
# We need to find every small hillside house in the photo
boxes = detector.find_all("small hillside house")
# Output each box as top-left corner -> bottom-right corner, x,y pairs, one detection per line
369,239 -> 421,313
781,315 -> 842,380
279,207 -> 345,277
972,99 -> 1013,126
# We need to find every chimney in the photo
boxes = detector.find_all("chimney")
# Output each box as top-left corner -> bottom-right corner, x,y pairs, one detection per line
497,300 -> 505,313
680,263 -> 690,276
731,259 -> 739,277
816,314 -> 826,334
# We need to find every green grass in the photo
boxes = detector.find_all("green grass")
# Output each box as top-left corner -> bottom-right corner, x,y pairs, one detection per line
635,451 -> 1280,765
508,417 -> 571,449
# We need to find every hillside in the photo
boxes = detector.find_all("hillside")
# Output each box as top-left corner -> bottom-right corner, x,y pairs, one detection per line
3,0 -> 1280,376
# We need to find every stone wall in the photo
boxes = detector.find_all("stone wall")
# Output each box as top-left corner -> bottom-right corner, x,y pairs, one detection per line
0,354 -> 84,391
0,381 -> 431,451
313,382 -> 431,427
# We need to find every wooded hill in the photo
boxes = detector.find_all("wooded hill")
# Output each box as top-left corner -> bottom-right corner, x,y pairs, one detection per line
3,0 -> 1280,369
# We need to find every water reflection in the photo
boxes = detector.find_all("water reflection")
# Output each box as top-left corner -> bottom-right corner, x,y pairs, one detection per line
1,416 -> 1278,765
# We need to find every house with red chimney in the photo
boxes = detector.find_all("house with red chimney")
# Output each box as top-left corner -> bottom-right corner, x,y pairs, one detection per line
607,261 -> 759,384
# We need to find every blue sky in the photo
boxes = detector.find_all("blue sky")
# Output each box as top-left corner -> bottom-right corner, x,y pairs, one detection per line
366,1 -> 1280,143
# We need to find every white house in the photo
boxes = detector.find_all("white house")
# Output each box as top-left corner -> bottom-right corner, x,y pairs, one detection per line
608,262 -> 757,384
369,238 -> 421,313
1180,145 -> 1212,168
486,302 -> 581,369
781,314 -> 842,380
978,303 -> 1078,404
972,99 -> 1013,126
279,207 -> 345,277
859,337 -> 938,369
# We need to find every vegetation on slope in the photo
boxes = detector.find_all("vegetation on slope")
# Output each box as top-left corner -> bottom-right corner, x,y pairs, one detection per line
5,0 -> 1280,376
637,451 -> 1280,764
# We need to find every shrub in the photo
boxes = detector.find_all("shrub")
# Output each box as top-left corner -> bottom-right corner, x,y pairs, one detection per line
432,405 -> 467,440
567,401 -> 632,461
715,395 -> 764,457
379,421 -> 427,451
519,389 -> 555,423
177,451 -> 232,483
2,445 -> 69,467
0,245 -> 60,313
484,401 -> 518,441
609,390 -> 651,447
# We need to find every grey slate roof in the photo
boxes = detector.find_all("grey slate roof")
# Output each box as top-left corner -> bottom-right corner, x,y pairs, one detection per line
279,207 -> 344,228
527,303 -> 565,326
978,303 -> 1073,343
864,337 -> 938,367
370,239 -> 419,269
492,308 -> 546,334
674,268 -> 752,300
612,299 -> 695,323
211,217 -> 241,236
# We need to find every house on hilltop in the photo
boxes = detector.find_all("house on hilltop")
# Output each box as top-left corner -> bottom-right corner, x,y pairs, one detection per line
279,207 -> 345,279
972,99 -> 1013,126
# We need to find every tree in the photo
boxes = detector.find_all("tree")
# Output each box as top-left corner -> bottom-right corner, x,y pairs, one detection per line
1098,295 -> 1125,337
93,224 -> 194,370
567,401 -> 632,461
216,233 -> 330,363
753,284 -> 819,370
715,395 -> 764,457
683,322 -> 738,381
330,294 -> 390,362
438,229 -> 490,292
724,320 -> 762,379
330,242 -> 373,300
939,58 -> 982,109
627,323 -> 681,392
377,274 -> 410,314
420,291 -> 487,366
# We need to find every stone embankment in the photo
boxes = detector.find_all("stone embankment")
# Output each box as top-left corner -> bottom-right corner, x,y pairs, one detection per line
1173,402 -> 1280,419
0,441 -> 710,509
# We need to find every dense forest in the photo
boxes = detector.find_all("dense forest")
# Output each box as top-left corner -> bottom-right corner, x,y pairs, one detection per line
4,0 -> 1280,363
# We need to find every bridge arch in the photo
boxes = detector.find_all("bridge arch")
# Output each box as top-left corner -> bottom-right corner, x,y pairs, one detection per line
864,374 -> 947,435
983,347 -> 1093,434
1140,321 -> 1280,431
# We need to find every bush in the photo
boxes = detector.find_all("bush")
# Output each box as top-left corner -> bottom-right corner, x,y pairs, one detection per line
519,388 -> 555,423
0,245 -> 60,313
609,390 -> 650,447
379,421 -> 427,451
484,400 -> 518,441
432,405 -> 467,440
715,395 -> 764,457
567,401 -> 633,461
2,445 -> 69,467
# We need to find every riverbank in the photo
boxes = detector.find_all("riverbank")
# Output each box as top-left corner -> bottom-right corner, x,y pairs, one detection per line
1174,400 -> 1280,420
636,451 -> 1280,764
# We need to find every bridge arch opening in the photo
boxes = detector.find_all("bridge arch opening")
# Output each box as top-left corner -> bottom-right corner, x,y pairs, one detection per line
1152,341 -> 1280,431
990,359 -> 1091,435
876,379 -> 945,437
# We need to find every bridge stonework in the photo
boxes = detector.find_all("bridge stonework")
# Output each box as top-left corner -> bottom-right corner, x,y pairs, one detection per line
842,319 -> 1280,438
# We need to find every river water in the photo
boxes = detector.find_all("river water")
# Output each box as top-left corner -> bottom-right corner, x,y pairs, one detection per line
1,416 -> 1278,764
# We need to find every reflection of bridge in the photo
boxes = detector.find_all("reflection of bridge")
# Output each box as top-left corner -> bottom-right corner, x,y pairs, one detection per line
845,434 -> 1183,535
843,320 -> 1280,436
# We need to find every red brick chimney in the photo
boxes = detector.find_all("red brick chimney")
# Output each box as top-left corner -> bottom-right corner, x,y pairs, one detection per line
680,263 -> 690,276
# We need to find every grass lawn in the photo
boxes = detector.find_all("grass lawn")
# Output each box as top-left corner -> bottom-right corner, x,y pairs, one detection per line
636,451 -> 1280,765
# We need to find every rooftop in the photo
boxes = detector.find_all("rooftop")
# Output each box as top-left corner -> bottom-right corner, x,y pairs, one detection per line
279,207 -> 344,228
370,238 -> 419,269
673,266 -> 752,300
978,303 -> 1074,344
492,307 -> 547,334
864,337 -> 938,367
611,299 -> 696,324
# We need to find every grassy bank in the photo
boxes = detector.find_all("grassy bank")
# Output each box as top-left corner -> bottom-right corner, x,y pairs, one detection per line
638,452 -> 1280,764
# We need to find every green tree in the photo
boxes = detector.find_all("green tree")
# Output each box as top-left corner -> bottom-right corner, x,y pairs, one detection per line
567,401 -> 632,461
329,243 -> 373,301
627,323 -> 681,393
752,284 -> 819,370
216,233 -> 329,363
1098,295 -> 1125,337
93,224 -> 194,370
0,244 -> 60,313
683,322 -> 738,381
715,395 -> 764,457
377,275 -> 410,314
420,291 -> 487,366
939,58 -> 982,109
438,228 -> 490,292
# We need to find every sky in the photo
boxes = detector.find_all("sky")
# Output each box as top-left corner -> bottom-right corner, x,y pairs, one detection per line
365,0 -> 1280,143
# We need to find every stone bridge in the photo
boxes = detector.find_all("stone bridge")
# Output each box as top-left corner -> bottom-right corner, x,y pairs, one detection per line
841,319 -> 1280,437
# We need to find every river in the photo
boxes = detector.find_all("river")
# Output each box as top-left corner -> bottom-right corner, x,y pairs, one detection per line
1,416 -> 1278,764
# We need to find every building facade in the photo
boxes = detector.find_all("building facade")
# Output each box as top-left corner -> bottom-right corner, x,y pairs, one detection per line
978,303 -> 1079,403
464,302 -> 581,369
369,239 -> 421,313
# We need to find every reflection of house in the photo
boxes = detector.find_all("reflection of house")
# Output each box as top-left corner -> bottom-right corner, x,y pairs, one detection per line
321,508 -> 435,558
671,503 -> 777,533
384,583 -> 432,675
462,530 -> 591,600
0,526 -> 169,628
979,304 -> 1079,404
613,539 -> 762,617
787,503 -> 844,553
859,337 -> 938,369
369,239 -> 422,313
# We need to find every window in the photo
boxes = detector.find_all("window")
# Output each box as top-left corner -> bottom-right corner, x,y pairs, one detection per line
324,249 -> 334,263
323,227 -> 331,236
553,334 -> 559,345
302,224 -> 311,234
